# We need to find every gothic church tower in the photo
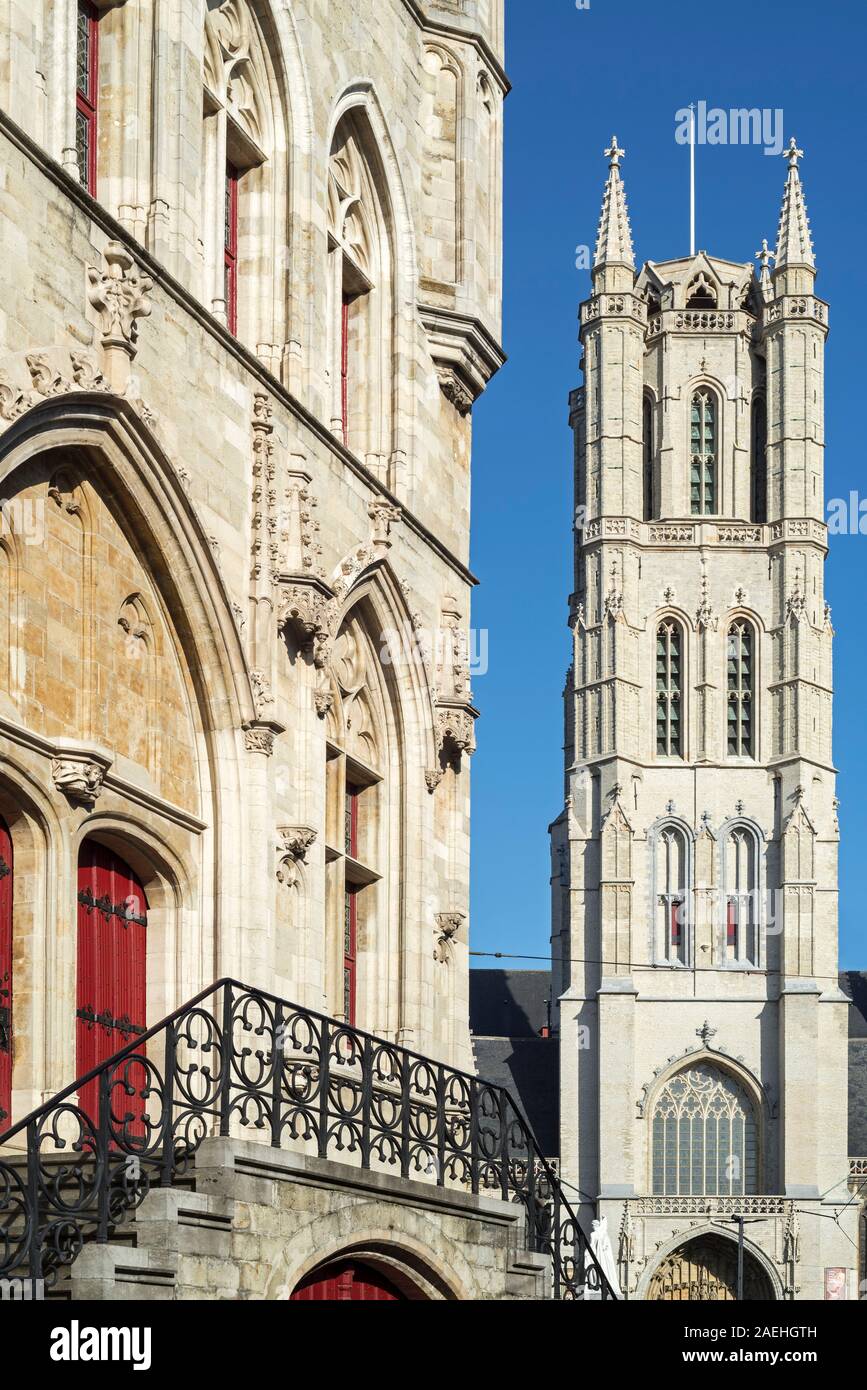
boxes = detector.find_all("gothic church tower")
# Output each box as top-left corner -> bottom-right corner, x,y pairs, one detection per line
551,138 -> 859,1299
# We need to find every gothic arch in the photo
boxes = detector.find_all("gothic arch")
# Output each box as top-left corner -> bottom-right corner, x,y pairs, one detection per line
647,815 -> 695,966
326,84 -> 418,484
643,1052 -> 770,1197
0,395 -> 256,737
638,1223 -> 782,1302
718,816 -> 767,967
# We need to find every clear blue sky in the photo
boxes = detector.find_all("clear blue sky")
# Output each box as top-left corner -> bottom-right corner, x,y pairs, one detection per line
469,0 -> 867,971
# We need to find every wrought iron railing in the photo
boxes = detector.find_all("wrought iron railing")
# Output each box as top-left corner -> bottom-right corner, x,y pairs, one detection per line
0,980 -> 614,1299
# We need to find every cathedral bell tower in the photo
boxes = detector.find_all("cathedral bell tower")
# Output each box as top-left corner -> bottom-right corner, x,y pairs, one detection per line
551,137 -> 858,1300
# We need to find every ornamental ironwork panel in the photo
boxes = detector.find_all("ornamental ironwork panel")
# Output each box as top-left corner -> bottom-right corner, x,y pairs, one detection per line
0,980 -> 615,1300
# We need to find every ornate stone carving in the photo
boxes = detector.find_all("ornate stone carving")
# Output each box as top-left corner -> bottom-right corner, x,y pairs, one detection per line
434,912 -> 465,964
52,750 -> 111,807
277,584 -> 336,667
26,353 -> 71,397
436,701 -> 477,759
276,827 -> 317,886
250,668 -> 276,719
313,684 -> 335,720
437,368 -> 474,416
425,768 -> 444,794
86,241 -> 154,357
244,726 -> 276,756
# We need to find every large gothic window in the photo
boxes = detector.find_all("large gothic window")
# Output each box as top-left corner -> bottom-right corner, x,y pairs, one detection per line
724,825 -> 761,966
690,391 -> 717,516
327,115 -> 394,469
656,621 -> 683,758
652,1064 -> 759,1196
727,622 -> 755,758
751,396 -> 768,524
323,617 -> 387,1028
656,824 -> 689,966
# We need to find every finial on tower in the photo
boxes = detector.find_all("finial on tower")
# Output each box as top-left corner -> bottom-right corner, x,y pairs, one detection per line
756,238 -> 775,273
605,135 -> 625,169
594,136 -> 635,272
784,136 -> 804,169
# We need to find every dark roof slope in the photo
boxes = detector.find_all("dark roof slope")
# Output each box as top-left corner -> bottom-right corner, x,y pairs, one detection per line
850,1039 -> 867,1158
469,969 -> 552,1039
473,1036 -> 559,1159
840,972 -> 867,1038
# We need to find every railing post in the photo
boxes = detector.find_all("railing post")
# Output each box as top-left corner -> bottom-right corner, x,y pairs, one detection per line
219,982 -> 233,1138
270,999 -> 284,1151
526,1136 -> 538,1250
360,1035 -> 372,1171
470,1079 -> 480,1196
500,1094 -> 510,1204
96,1067 -> 111,1243
399,1053 -> 411,1180
160,1019 -> 177,1187
552,1187 -> 563,1300
436,1065 -> 446,1190
317,1019 -> 330,1160
25,1120 -> 42,1289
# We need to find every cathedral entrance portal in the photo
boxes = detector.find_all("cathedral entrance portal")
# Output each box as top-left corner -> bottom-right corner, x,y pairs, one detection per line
648,1233 -> 774,1301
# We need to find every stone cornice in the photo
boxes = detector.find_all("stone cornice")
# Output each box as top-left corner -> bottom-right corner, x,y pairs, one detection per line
0,110 -> 478,592
418,305 -> 506,412
399,0 -> 510,93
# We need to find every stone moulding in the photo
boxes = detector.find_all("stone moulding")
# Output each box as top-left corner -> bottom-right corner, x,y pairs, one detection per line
418,305 -> 505,415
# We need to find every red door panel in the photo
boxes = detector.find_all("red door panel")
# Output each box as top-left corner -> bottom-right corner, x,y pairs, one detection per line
76,842 -> 147,1133
0,817 -> 12,1133
291,1261 -> 406,1302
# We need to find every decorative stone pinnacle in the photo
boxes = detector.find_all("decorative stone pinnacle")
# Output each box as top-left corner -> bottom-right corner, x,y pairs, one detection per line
605,135 -> 625,169
784,137 -> 804,168
696,1021 -> 717,1047
756,238 -> 775,272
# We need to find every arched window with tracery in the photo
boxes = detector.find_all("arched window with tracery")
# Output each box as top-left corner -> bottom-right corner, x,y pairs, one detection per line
656,621 -> 683,758
655,823 -> 689,965
727,621 -> 755,757
202,0 -> 287,357
323,615 -> 390,1027
651,1064 -> 759,1196
724,824 -> 761,966
327,114 -> 395,470
690,390 -> 717,515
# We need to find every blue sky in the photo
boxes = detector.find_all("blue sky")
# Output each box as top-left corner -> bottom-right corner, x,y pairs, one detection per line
469,0 -> 867,971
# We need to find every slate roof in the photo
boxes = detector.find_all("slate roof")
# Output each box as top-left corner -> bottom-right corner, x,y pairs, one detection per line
469,969 -> 552,1039
841,973 -> 867,1157
470,970 -> 558,1158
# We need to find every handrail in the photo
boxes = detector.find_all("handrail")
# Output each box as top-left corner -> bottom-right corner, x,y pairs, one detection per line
0,980 -> 615,1300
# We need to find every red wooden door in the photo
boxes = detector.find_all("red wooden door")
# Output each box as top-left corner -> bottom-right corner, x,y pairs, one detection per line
0,817 -> 12,1133
76,842 -> 148,1130
291,1261 -> 406,1302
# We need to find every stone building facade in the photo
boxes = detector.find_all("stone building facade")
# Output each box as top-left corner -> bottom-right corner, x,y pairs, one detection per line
0,0 -> 516,1298
550,136 -> 863,1299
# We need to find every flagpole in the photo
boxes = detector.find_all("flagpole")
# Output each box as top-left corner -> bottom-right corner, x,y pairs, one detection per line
689,103 -> 696,254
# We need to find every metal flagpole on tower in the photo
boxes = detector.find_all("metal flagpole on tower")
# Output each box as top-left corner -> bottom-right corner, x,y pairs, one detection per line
689,102 -> 696,254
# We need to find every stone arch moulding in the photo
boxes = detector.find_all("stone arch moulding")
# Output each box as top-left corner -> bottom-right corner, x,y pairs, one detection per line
636,1222 -> 784,1303
280,1229 -> 467,1302
0,394 -> 258,739
637,1044 -> 772,1127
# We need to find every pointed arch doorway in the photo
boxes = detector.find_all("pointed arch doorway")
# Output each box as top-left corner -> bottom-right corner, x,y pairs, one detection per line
76,841 -> 148,1126
291,1260 -> 408,1302
648,1233 -> 774,1301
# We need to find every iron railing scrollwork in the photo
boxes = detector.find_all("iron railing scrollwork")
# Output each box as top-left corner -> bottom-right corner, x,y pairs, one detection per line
0,980 -> 615,1299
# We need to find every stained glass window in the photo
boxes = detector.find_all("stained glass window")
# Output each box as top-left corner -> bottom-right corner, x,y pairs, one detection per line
652,1065 -> 759,1195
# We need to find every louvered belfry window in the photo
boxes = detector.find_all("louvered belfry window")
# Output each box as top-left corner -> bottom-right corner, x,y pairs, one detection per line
690,391 -> 717,515
727,622 -> 754,757
656,621 -> 683,757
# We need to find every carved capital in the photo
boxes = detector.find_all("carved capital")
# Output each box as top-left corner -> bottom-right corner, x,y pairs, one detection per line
277,581 -> 336,666
244,725 -> 277,756
436,700 -> 478,760
425,768 -> 444,794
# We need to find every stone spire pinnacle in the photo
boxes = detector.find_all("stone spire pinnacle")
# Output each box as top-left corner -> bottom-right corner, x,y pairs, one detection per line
774,137 -> 815,271
593,136 -> 635,271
